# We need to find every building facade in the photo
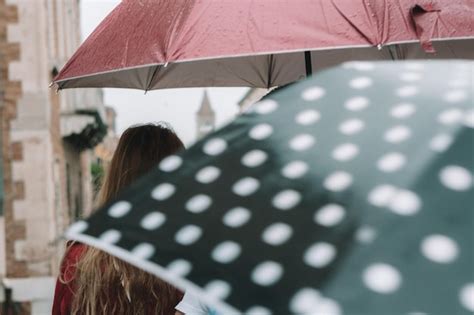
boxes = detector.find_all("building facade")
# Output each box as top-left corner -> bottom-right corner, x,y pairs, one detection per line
0,1 -> 109,313
92,106 -> 119,208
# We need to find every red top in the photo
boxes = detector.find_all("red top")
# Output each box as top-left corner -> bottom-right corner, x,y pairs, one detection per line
52,243 -> 86,315
52,243 -> 184,314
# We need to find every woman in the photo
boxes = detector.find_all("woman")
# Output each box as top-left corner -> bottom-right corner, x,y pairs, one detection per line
53,123 -> 185,315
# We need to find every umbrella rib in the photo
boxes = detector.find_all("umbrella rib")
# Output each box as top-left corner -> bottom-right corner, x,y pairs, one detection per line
305,51 -> 313,77
388,45 -> 396,60
267,54 -> 274,89
145,65 -> 160,92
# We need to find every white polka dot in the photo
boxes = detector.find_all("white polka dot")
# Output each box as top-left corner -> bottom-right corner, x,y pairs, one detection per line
339,119 -> 365,135
175,225 -> 202,245
302,86 -> 326,101
355,226 -> 378,244
131,243 -> 155,260
99,229 -> 121,244
195,166 -> 221,184
290,289 -> 341,315
232,177 -> 260,196
324,171 -> 353,191
246,306 -> 272,315
211,241 -> 241,263
396,85 -> 418,97
281,160 -> 309,179
289,134 -> 315,151
262,223 -> 293,246
159,155 -> 182,172
295,109 -> 321,125
438,108 -> 463,125
345,96 -> 370,111
460,283 -> 474,312
68,221 -> 88,235
167,259 -> 192,277
272,189 -> 302,210
350,77 -> 373,89
203,138 -> 227,156
251,261 -> 284,286
204,280 -> 232,299
421,234 -> 459,264
314,204 -> 346,227
368,185 -> 397,207
344,61 -> 375,71
388,189 -> 421,216
443,90 -> 468,103
304,242 -> 337,268
390,103 -> 416,119
140,212 -> 166,230
332,143 -> 359,161
400,72 -> 423,82
241,150 -> 268,167
377,152 -> 406,172
290,288 -> 321,314
222,207 -> 251,228
313,298 -> 341,315
464,109 -> 474,128
440,165 -> 473,191
384,126 -> 411,143
429,133 -> 453,152
108,201 -> 132,218
151,183 -> 175,200
363,263 -> 402,294
185,194 -> 212,213
254,99 -> 278,114
249,123 -> 273,140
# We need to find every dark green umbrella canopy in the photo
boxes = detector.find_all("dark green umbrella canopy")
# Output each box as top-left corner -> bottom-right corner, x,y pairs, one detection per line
66,61 -> 473,315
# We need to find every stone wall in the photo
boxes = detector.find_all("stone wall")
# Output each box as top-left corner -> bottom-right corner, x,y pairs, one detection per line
0,1 -> 32,313
0,0 -> 28,279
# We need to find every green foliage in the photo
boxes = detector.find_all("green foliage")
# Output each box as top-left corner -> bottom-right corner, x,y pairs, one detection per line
91,162 -> 104,196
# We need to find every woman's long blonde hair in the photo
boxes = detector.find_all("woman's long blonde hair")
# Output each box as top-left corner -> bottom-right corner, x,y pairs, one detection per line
71,123 -> 185,315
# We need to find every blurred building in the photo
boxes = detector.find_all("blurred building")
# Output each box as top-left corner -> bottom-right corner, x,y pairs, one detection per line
196,90 -> 215,139
94,106 -> 118,164
92,106 -> 119,207
0,1 -> 110,313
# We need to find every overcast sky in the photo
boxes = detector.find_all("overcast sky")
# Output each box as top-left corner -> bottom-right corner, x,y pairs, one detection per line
80,0 -> 248,145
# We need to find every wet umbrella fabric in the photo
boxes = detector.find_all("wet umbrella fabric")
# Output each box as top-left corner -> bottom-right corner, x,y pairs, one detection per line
53,0 -> 474,90
66,61 -> 473,314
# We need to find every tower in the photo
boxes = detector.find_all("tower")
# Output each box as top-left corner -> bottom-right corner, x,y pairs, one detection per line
196,90 -> 216,139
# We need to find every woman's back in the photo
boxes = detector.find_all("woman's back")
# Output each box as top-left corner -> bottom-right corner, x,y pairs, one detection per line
53,123 -> 185,315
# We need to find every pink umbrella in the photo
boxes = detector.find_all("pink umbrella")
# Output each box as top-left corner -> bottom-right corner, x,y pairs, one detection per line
54,0 -> 473,90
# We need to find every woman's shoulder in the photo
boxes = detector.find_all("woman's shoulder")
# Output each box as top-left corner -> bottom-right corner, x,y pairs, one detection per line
52,242 -> 86,315
63,242 -> 87,263
60,242 -> 87,279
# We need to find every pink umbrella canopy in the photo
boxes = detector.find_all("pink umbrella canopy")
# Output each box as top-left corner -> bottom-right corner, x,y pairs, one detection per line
54,0 -> 473,90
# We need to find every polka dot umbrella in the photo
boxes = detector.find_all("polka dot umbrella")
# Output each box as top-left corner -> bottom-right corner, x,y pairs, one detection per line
66,60 -> 473,314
